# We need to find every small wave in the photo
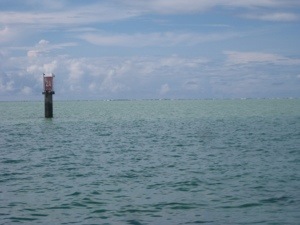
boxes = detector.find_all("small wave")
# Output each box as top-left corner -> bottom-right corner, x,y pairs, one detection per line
186,220 -> 215,224
260,196 -> 290,204
30,213 -> 48,217
153,202 -> 200,210
92,209 -> 107,213
71,201 -> 87,207
9,217 -> 37,222
47,204 -> 71,209
66,191 -> 81,196
126,220 -> 144,225
239,202 -> 262,208
221,202 -> 262,208
82,197 -> 107,206
2,159 -> 26,164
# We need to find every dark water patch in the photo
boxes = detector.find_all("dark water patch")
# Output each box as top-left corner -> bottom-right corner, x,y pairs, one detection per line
23,208 -> 37,212
9,217 -> 38,222
153,202 -> 200,210
30,213 -> 48,217
186,220 -> 215,224
2,159 -> 26,164
221,202 -> 262,208
36,147 -> 48,151
118,206 -> 160,214
1,172 -> 25,178
8,202 -> 27,207
126,219 -> 144,225
47,204 -> 71,210
92,209 -> 107,213
71,201 -> 87,207
239,202 -> 262,208
91,190 -> 101,195
240,220 -> 269,224
259,196 -> 291,204
67,191 -> 81,196
82,197 -> 107,206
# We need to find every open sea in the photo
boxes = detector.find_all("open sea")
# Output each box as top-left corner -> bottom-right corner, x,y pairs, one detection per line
0,99 -> 299,225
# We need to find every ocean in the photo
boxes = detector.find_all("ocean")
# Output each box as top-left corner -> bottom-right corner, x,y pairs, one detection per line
0,99 -> 299,225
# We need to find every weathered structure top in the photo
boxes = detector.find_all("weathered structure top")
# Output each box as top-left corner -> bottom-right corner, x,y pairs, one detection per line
43,73 -> 55,94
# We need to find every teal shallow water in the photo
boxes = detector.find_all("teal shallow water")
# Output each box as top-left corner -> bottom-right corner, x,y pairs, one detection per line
0,99 -> 300,224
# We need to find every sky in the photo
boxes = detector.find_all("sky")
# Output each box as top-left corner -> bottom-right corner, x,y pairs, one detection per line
0,0 -> 300,100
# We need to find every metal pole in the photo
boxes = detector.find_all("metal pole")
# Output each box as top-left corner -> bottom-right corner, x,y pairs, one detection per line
44,92 -> 53,118
42,73 -> 55,118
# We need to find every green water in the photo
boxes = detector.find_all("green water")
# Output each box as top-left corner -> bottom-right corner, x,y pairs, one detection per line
0,99 -> 299,224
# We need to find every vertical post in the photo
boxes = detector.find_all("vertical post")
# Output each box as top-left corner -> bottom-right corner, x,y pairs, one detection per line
42,73 -> 55,118
44,92 -> 53,118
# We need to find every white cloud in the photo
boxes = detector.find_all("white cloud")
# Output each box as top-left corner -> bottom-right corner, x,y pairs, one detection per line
0,4 -> 139,27
38,39 -> 49,46
242,12 -> 299,22
223,0 -> 298,8
27,50 -> 39,58
121,0 -> 300,14
67,59 -> 84,81
88,82 -> 97,92
100,73 -> 128,93
160,83 -> 171,95
0,26 -> 18,43
0,79 -> 14,92
0,0 -> 297,42
21,86 -> 32,95
22,0 -> 65,10
160,55 -> 208,68
26,64 -> 41,74
27,39 -> 50,58
183,80 -> 200,91
43,60 -> 57,74
224,51 -> 300,65
122,0 -> 215,14
27,39 -> 76,58
80,31 -> 241,47
1,49 -> 299,99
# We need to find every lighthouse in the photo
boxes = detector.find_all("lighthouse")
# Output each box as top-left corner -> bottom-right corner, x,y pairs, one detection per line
42,73 -> 55,118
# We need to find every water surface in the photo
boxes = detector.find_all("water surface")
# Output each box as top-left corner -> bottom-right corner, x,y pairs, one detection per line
0,99 -> 299,224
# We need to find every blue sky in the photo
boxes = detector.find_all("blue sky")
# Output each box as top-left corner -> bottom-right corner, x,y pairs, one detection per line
0,0 -> 300,100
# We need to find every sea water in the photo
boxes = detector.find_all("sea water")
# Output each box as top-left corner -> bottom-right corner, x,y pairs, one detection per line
0,99 -> 299,225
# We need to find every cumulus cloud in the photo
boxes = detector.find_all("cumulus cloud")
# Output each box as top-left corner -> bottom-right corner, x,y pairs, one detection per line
67,59 -> 84,81
0,0 -> 299,100
159,83 -> 171,95
27,39 -> 76,58
0,79 -> 14,92
160,55 -> 208,68
43,60 -> 57,74
1,52 -> 300,99
183,80 -> 200,91
100,73 -> 128,93
27,39 -> 50,58
0,26 -> 18,43
27,50 -> 39,58
21,86 -> 32,95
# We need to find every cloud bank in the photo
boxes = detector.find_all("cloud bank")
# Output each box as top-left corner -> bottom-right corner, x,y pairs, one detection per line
0,0 -> 299,100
